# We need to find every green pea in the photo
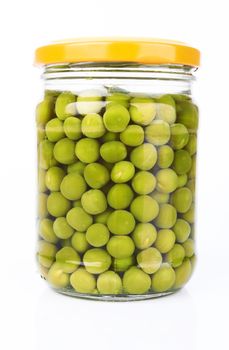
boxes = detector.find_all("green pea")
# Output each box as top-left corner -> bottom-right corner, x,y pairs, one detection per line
130,143 -> 157,170
184,134 -> 197,155
145,120 -> 170,146
66,207 -> 93,231
177,174 -> 188,188
170,123 -> 189,150
100,141 -> 127,163
102,131 -> 119,142
39,218 -> 58,243
83,248 -> 112,274
60,238 -> 72,247
173,219 -> 191,243
186,179 -> 195,194
45,118 -> 65,142
61,237 -> 73,248
132,171 -> 156,195
75,138 -> 100,164
157,145 -> 174,169
120,125 -> 144,146
132,223 -> 157,249
38,193 -> 48,218
47,192 -> 71,217
173,150 -> 192,175
137,247 -> 162,274
77,90 -> 104,115
64,117 -> 82,140
182,204 -> 195,224
182,239 -> 195,257
177,101 -> 198,131
84,163 -> 110,189
156,95 -> 176,124
151,263 -> 176,292
94,209 -> 112,225
37,126 -> 46,143
36,98 -> 54,125
56,247 -> 81,273
130,97 -> 156,126
154,229 -> 176,253
111,161 -> 135,183
45,166 -> 65,191
97,271 -> 122,294
174,258 -> 192,289
81,113 -> 105,138
37,240 -> 57,268
55,92 -> 76,120
93,289 -> 101,295
165,244 -> 185,268
150,191 -> 169,204
53,217 -> 74,239
60,173 -> 86,201
172,94 -> 190,102
45,90 -> 59,99
67,161 -> 85,175
155,204 -> 177,229
123,267 -> 151,294
106,92 -> 130,108
188,155 -> 196,179
113,256 -> 135,272
107,184 -> 134,209
72,200 -> 82,208
188,181 -> 195,199
86,223 -> 110,247
107,210 -> 135,235
81,189 -> 107,215
107,236 -> 135,258
70,267 -> 96,293
53,138 -> 77,165
47,262 -> 70,289
38,140 -> 57,169
38,168 -> 47,192
71,232 -> 89,254
130,195 -> 159,223
171,187 -> 192,213
101,161 -> 114,172
190,255 -> 196,269
156,169 -> 178,193
104,105 -> 130,132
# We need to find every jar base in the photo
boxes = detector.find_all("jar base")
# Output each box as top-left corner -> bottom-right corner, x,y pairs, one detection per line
53,288 -> 179,302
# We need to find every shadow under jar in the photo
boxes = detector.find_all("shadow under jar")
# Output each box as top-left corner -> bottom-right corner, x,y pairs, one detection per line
35,39 -> 200,301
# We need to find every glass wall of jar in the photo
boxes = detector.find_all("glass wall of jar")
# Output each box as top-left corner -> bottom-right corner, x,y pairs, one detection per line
35,39 -> 200,300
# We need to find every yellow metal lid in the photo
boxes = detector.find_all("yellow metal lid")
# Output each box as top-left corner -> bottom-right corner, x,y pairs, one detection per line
35,38 -> 200,67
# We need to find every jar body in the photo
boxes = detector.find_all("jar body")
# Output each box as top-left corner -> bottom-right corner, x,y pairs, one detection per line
36,63 -> 198,300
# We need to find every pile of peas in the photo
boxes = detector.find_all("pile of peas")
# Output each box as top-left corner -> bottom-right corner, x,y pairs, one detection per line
37,89 -> 197,296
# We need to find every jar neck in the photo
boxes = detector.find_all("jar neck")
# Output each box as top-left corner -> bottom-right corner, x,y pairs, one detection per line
42,63 -> 197,96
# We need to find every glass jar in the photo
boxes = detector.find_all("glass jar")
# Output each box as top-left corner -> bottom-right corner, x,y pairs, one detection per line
35,39 -> 200,301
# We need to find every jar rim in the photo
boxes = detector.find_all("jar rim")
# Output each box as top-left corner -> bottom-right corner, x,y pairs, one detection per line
34,38 -> 200,67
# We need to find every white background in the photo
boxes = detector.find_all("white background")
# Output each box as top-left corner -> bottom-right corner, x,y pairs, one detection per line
0,1 -> 228,349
